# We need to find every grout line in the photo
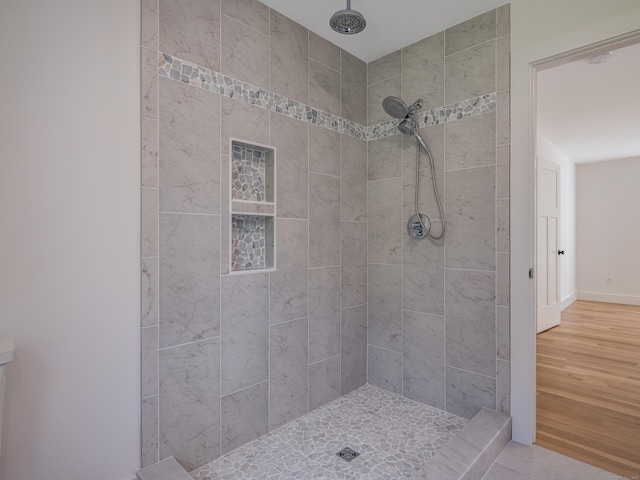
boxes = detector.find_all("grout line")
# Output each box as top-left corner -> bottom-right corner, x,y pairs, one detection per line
443,36 -> 497,59
445,364 -> 497,380
222,379 -> 269,399
367,73 -> 402,89
444,163 -> 497,174
308,353 -> 341,368
158,335 -> 221,352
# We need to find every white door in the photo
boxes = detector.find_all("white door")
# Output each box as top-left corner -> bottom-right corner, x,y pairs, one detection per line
537,158 -> 561,333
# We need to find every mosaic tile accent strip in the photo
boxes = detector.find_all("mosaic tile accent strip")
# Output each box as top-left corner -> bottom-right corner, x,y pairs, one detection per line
232,145 -> 266,202
231,215 -> 267,271
190,384 -> 467,480
159,52 -> 367,140
158,52 -> 496,143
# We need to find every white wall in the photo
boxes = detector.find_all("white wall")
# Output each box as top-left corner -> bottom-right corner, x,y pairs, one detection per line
0,1 -> 140,479
537,135 -> 576,309
576,157 -> 640,305
510,0 -> 640,443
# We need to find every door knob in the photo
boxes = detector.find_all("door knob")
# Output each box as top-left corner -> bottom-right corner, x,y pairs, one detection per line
558,250 -> 565,255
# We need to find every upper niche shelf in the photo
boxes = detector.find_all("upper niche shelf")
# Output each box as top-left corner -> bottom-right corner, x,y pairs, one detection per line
231,140 -> 275,205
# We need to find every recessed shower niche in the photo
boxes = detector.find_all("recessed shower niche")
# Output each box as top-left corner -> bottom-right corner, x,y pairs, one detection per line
228,139 -> 276,273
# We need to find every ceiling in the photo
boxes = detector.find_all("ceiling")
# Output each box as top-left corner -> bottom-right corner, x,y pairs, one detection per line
537,41 -> 640,164
258,0 -> 507,62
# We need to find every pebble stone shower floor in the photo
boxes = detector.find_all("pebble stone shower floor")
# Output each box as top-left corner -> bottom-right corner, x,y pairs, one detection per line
191,384 -> 468,480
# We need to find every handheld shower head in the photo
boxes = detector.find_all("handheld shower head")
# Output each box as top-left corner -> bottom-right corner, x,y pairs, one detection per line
330,0 -> 366,35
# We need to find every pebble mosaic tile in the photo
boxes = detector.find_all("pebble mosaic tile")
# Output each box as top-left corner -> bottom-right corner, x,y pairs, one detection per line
231,215 -> 267,271
232,145 -> 267,202
190,384 -> 467,480
158,52 -> 496,143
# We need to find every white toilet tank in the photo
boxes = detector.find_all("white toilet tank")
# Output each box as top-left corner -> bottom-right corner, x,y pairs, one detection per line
0,339 -> 15,458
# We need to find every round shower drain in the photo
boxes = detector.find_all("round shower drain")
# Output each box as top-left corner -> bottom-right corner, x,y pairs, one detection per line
336,447 -> 360,462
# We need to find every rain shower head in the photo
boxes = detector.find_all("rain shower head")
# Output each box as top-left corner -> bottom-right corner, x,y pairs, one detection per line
330,0 -> 366,35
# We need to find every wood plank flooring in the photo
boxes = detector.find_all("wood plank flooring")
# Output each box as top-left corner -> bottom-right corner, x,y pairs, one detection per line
536,300 -> 640,478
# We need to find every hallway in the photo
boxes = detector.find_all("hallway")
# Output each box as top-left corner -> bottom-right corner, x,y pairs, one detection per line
536,300 -> 640,478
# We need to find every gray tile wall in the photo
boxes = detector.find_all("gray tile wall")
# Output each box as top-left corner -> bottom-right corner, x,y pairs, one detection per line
141,0 -> 510,471
366,5 -> 511,420
141,0 -> 368,470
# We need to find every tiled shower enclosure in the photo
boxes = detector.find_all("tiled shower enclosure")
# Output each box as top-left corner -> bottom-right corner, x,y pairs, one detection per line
140,0 -> 510,472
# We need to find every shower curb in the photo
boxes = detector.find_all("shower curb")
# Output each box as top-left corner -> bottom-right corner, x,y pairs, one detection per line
411,408 -> 512,480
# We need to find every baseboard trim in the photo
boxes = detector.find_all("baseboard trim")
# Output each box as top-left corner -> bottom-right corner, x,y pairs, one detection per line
560,293 -> 577,311
577,291 -> 640,306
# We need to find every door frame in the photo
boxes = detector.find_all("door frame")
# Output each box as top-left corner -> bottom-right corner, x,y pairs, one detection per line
513,28 -> 640,445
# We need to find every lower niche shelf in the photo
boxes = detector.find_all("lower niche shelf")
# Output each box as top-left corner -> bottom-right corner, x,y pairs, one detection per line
231,214 -> 275,273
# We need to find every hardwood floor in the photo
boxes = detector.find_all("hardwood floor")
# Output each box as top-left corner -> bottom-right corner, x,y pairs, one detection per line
536,300 -> 640,478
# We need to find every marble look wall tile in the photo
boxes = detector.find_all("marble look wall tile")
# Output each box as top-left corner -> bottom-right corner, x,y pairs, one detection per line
497,36 -> 510,93
270,318 -> 309,429
402,33 -> 444,112
159,0 -> 220,71
141,395 -> 159,468
309,31 -> 341,72
309,174 -> 340,267
497,4 -> 510,38
497,252 -> 510,306
141,0 -> 159,50
446,366 -> 496,419
159,78 -> 220,214
221,96 -> 269,156
368,345 -> 403,395
368,50 -> 401,86
403,236 -> 444,316
309,267 -> 341,364
141,48 -> 158,119
497,145 -> 510,199
341,305 -> 367,394
142,326 -> 159,398
445,10 -> 496,56
221,273 -> 269,395
309,59 -> 341,116
141,188 -> 158,258
445,166 -> 496,271
159,338 -> 221,471
141,117 -> 159,188
341,134 -> 367,222
270,112 -> 308,219
309,124 -> 340,177
497,306 -> 510,361
368,75 -> 401,126
368,134 -> 402,181
402,124 -> 445,223
368,264 -> 402,352
445,112 -> 496,171
341,50 -> 367,125
445,269 -> 496,377
270,219 -> 308,324
221,0 -> 269,35
221,381 -> 268,455
445,40 -> 496,105
497,360 -> 510,415
341,221 -> 367,308
159,213 -> 220,348
497,91 -> 510,145
141,258 -> 159,328
221,15 -> 269,90
497,199 -> 510,253
368,178 -> 402,265
403,311 -> 445,410
270,10 -> 308,104
309,355 -> 341,411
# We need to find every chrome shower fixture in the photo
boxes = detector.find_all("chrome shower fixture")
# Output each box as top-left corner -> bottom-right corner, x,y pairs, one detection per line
382,96 -> 423,119
330,0 -> 366,35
